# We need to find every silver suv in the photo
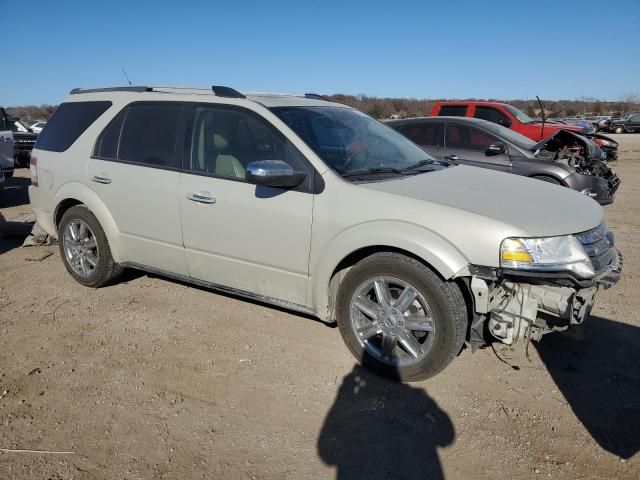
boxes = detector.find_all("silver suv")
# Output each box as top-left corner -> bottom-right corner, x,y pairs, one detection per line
29,86 -> 621,380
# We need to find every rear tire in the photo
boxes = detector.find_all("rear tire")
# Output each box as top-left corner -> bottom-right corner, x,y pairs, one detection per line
58,205 -> 123,287
335,252 -> 467,382
614,126 -> 625,134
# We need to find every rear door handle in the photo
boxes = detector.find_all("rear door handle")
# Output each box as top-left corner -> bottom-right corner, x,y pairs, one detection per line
187,192 -> 216,204
91,175 -> 112,184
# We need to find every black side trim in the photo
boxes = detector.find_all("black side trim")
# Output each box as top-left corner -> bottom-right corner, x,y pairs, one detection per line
211,85 -> 246,98
121,262 -> 317,317
70,86 -> 153,95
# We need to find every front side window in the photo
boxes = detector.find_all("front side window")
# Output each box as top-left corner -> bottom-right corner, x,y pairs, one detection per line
188,106 -> 309,180
35,101 -> 112,152
446,123 -> 498,151
474,106 -> 512,128
271,106 -> 433,175
94,103 -> 183,168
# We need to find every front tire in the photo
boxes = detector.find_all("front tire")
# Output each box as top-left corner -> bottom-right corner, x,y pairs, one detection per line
58,205 -> 123,287
336,252 -> 468,381
614,126 -> 625,134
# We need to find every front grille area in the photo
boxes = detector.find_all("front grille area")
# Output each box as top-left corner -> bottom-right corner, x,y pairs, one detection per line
575,223 -> 617,274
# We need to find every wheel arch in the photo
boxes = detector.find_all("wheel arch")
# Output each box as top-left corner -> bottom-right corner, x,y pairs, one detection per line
529,173 -> 566,186
311,223 -> 470,321
53,182 -> 124,262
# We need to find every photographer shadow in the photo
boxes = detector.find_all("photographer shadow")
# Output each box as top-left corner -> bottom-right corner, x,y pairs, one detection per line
318,360 -> 454,480
535,315 -> 640,459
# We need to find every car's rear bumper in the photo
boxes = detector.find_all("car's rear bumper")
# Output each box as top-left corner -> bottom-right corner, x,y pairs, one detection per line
29,186 -> 57,237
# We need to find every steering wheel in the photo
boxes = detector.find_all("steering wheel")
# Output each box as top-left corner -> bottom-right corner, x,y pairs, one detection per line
342,141 -> 368,171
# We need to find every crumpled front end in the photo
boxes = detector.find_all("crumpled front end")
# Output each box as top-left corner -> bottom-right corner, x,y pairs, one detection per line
534,130 -> 621,204
467,223 -> 622,347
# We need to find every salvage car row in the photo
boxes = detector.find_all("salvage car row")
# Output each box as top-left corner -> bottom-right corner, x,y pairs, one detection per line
26,85 -> 622,381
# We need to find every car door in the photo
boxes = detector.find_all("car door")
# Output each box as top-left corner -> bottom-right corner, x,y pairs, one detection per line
398,121 -> 444,159
630,114 -> 640,132
0,110 -> 14,175
87,102 -> 188,275
440,121 -> 511,172
179,104 -> 314,306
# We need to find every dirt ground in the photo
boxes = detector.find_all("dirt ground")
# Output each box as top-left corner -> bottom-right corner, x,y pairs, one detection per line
1,135 -> 639,480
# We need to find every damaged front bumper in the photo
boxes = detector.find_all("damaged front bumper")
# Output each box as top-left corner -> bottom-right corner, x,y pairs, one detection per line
467,248 -> 622,346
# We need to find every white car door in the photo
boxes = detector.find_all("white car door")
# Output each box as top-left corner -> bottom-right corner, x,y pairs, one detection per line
87,102 -> 188,275
179,104 -> 314,306
0,111 -> 14,175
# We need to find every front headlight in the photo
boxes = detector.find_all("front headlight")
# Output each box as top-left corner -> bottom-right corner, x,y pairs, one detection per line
500,236 -> 595,278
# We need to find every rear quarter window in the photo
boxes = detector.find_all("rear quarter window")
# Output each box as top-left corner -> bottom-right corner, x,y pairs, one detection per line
35,101 -> 112,152
437,105 -> 467,117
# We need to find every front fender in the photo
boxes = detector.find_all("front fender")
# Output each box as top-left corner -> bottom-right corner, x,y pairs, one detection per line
310,220 -> 470,320
53,181 -> 125,262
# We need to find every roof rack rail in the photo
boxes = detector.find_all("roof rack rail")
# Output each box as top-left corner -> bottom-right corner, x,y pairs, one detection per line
304,93 -> 330,101
212,85 -> 246,99
70,86 -> 153,95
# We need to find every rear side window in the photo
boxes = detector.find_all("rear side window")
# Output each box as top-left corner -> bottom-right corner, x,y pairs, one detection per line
474,106 -> 512,128
401,122 -> 444,146
94,103 -> 184,168
35,101 -> 112,152
437,105 -> 467,117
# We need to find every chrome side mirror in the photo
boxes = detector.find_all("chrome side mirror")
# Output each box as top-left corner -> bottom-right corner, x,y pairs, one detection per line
245,160 -> 307,188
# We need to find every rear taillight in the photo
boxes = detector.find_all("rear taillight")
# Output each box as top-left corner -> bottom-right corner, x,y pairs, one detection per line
30,155 -> 38,186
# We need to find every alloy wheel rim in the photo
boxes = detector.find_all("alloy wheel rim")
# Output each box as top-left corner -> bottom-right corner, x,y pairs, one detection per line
349,276 -> 435,367
63,219 -> 99,278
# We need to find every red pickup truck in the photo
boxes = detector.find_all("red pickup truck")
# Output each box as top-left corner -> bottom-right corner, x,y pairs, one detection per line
431,101 -> 618,160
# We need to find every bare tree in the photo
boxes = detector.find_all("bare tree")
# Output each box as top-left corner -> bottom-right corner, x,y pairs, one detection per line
619,92 -> 640,114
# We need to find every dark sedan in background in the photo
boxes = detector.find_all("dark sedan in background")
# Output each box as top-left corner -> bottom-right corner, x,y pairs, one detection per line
386,116 -> 620,205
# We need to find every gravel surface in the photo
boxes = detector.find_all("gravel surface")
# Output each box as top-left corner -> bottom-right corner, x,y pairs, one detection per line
1,138 -> 638,479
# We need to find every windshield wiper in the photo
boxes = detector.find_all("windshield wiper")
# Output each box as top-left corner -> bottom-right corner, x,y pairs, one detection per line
341,167 -> 404,178
400,158 -> 447,172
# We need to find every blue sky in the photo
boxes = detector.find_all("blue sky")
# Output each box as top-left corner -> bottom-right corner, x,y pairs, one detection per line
1,0 -> 638,105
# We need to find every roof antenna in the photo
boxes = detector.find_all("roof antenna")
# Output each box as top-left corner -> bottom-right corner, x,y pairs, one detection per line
121,68 -> 132,86
536,95 -> 545,140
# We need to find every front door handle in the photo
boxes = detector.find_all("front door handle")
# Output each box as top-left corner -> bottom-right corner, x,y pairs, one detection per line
187,192 -> 216,204
444,155 -> 459,161
91,175 -> 112,184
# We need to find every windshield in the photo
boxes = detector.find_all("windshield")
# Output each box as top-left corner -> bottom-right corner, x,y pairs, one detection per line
476,120 -> 537,150
270,106 -> 435,176
503,104 -> 534,124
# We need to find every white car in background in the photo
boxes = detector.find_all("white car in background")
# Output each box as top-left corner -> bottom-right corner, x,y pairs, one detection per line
0,108 -> 15,179
31,121 -> 46,133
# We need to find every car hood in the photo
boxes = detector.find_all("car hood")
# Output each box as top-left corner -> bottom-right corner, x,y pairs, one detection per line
361,165 -> 603,237
531,129 -> 602,161
531,122 -> 587,134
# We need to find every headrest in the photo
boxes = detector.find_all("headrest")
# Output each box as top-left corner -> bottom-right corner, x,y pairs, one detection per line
213,133 -> 228,150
